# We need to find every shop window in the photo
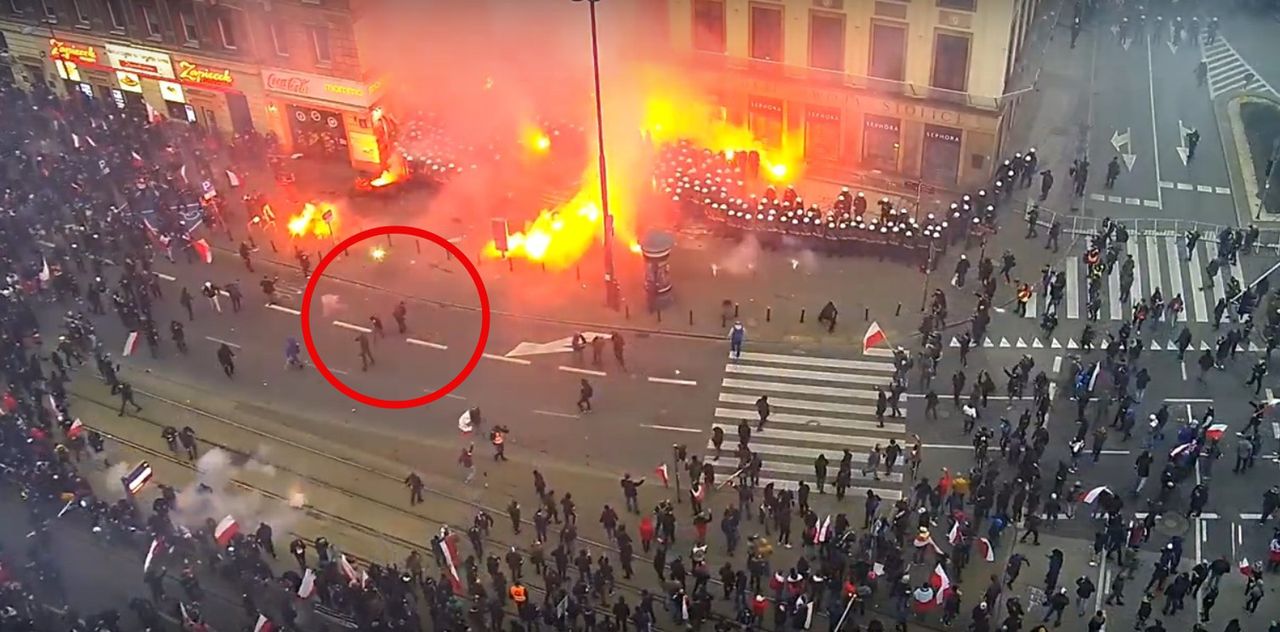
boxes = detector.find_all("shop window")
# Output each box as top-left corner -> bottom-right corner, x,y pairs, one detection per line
921,124 -> 962,185
869,21 -> 905,82
217,11 -> 238,50
931,30 -> 970,92
270,22 -> 289,57
691,0 -> 725,53
178,7 -> 199,45
310,25 -> 331,64
862,115 -> 900,172
749,4 -> 782,62
142,3 -> 162,38
804,107 -> 841,161
39,0 -> 54,21
937,0 -> 976,11
747,97 -> 783,147
809,11 -> 844,72
105,0 -> 126,30
71,0 -> 87,24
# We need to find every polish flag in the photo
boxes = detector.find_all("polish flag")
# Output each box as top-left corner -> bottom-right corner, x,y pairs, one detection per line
339,554 -> 360,584
38,257 -> 50,283
143,538 -> 161,573
438,528 -> 463,593
929,564 -> 952,604
1082,485 -> 1111,504
691,482 -> 706,504
213,515 -> 239,546
66,419 -> 84,440
947,520 -> 962,545
869,562 -> 885,580
817,515 -> 832,543
1170,441 -> 1198,459
1240,557 -> 1255,577
977,537 -> 995,562
297,568 -> 317,599
458,409 -> 477,434
862,321 -> 887,352
122,331 -> 141,357
253,614 -> 275,632
0,392 -> 14,413
656,464 -> 669,488
1205,423 -> 1229,442
193,238 -> 213,264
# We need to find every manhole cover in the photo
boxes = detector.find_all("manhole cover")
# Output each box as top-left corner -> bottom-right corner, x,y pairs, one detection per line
1155,513 -> 1190,536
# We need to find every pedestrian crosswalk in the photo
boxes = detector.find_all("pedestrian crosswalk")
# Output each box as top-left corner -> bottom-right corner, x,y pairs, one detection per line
949,334 -> 1258,354
1201,37 -> 1279,100
708,351 -> 906,501
1020,236 -> 1244,323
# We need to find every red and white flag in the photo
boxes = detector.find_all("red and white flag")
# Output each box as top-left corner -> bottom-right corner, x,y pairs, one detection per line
71,134 -> 81,148
339,554 -> 360,584
862,321 -> 887,352
253,614 -> 275,632
1170,441 -> 1198,459
947,520 -> 962,545
929,564 -> 952,604
438,529 -> 463,593
193,238 -> 213,264
213,515 -> 239,546
691,482 -> 706,504
1205,423 -> 1229,442
143,538 -> 161,573
817,515 -> 832,543
66,419 -> 84,440
977,537 -> 995,562
122,331 -> 141,357
297,568 -> 317,599
656,464 -> 669,488
38,258 -> 50,283
1240,557 -> 1254,577
226,169 -> 242,188
1082,485 -> 1110,504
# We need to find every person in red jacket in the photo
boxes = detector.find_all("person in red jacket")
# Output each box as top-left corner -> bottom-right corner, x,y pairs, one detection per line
639,514 -> 655,553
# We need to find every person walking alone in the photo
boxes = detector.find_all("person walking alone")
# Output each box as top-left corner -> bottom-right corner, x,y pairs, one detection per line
217,343 -> 236,378
577,379 -> 593,413
357,333 -> 374,371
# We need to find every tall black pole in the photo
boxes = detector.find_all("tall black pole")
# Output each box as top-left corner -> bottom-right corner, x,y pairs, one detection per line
582,0 -> 621,310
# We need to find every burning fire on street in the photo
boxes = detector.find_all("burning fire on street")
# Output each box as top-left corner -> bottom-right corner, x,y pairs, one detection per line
287,202 -> 339,239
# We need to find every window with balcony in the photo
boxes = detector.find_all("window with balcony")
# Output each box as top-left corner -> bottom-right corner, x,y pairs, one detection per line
216,10 -> 237,49
691,0 -> 725,53
270,22 -> 289,56
177,6 -> 199,45
142,2 -> 162,37
71,0 -> 88,23
868,21 -> 905,82
809,12 -> 844,72
748,4 -> 783,62
930,30 -> 970,92
937,0 -> 976,11
105,0 -> 126,30
309,25 -> 331,64
39,0 -> 54,21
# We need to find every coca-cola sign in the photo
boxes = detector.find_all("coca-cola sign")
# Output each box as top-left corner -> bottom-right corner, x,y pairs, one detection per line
263,68 -> 379,109
266,73 -> 310,95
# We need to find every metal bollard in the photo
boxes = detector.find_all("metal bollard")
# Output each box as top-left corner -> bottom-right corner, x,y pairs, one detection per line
734,303 -> 740,317
386,234 -> 392,247
576,265 -> 581,281
508,257 -> 514,272
865,307 -> 870,321
688,310 -> 694,325
343,247 -> 350,257
895,302 -> 902,316
541,262 -> 546,273
416,240 -> 422,254
721,314 -> 728,328
800,309 -> 806,323
625,304 -> 630,319
766,307 -> 772,322
318,250 -> 323,262
270,239 -> 277,253
657,310 -> 662,323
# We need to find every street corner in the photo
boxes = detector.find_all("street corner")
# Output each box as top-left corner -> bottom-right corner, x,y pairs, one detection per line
1223,92 -> 1280,225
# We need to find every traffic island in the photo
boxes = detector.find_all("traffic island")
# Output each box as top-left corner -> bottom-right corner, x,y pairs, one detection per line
1225,93 -> 1280,222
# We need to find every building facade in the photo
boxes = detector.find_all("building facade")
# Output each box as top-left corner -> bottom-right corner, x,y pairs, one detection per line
664,0 -> 1041,190
0,0 -> 388,171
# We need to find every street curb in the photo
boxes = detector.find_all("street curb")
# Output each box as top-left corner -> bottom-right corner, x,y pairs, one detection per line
1221,92 -> 1280,225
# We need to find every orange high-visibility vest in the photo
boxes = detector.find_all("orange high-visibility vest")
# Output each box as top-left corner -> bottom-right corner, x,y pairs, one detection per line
510,584 -> 527,603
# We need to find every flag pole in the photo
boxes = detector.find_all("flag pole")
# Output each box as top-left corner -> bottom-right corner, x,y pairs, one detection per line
833,595 -> 857,632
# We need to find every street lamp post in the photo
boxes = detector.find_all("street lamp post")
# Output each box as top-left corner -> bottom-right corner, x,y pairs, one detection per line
574,0 -> 621,310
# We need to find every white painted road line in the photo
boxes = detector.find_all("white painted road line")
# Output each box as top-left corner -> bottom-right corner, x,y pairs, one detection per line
483,353 -> 531,365
406,337 -> 448,350
534,410 -> 578,419
444,393 -> 466,400
333,320 -> 373,334
559,365 -> 607,377
154,272 -> 177,281
204,336 -> 241,348
647,376 -> 698,386
267,304 -> 303,316
640,424 -> 702,433
330,368 -> 352,376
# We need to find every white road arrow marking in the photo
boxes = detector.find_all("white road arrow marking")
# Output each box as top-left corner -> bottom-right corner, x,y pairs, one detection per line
1167,39 -> 1178,54
1122,153 -> 1137,170
1111,129 -> 1131,153
505,332 -> 613,358
1176,119 -> 1191,166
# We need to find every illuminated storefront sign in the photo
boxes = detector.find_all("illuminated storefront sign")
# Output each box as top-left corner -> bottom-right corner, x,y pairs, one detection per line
49,39 -> 97,65
263,68 -> 382,109
176,60 -> 234,87
116,70 -> 143,93
159,80 -> 186,103
105,42 -> 175,79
